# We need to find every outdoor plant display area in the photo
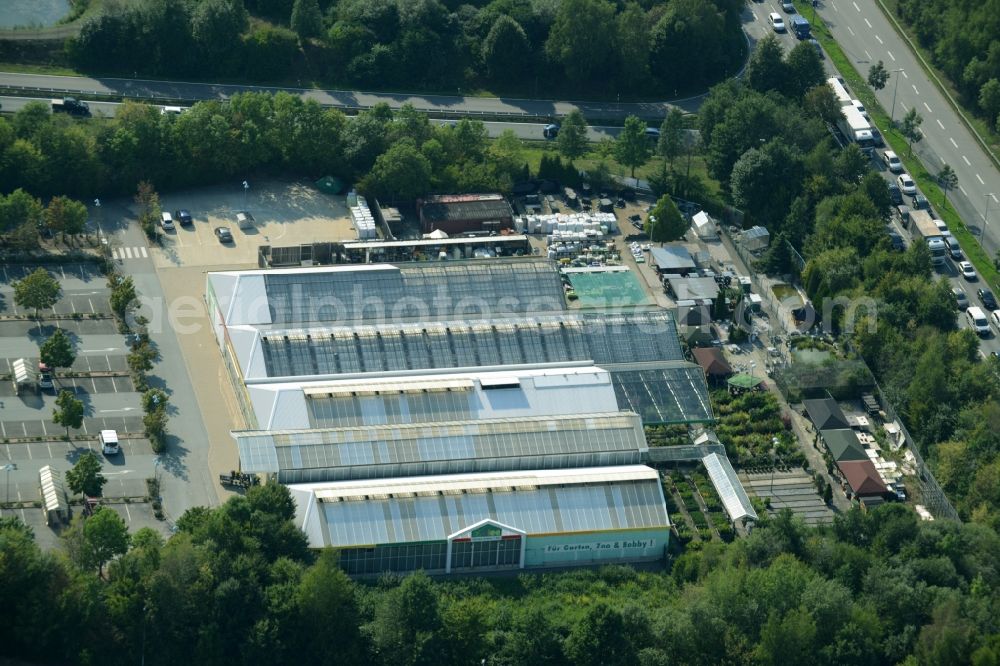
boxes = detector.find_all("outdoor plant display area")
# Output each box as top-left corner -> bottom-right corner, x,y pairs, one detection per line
711,389 -> 803,467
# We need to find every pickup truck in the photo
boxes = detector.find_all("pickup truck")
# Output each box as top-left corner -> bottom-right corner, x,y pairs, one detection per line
51,97 -> 90,116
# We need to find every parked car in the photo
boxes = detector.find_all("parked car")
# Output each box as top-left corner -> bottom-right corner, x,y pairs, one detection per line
883,150 -> 903,173
897,173 -> 916,195
953,287 -> 969,310
978,288 -> 998,310
159,211 -> 174,230
215,226 -> 233,243
174,209 -> 193,227
960,261 -> 977,280
769,12 -> 786,32
100,429 -> 120,455
887,182 -> 903,205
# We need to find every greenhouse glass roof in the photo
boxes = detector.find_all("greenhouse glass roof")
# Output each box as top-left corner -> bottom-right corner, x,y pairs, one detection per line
608,362 -> 714,424
702,452 -> 757,522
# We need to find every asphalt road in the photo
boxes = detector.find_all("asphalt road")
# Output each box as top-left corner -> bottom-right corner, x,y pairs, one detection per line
807,0 -> 1000,256
0,95 -> 632,141
0,71 -> 702,120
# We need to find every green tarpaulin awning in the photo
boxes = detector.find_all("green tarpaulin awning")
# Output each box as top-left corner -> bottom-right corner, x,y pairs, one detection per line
727,373 -> 765,390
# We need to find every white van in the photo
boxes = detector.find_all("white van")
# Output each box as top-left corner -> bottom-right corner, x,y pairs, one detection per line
883,150 -> 903,173
945,236 -> 962,260
160,211 -> 174,230
967,306 -> 990,336
100,429 -> 120,455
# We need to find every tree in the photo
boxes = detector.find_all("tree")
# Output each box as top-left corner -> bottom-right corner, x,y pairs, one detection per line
53,390 -> 84,439
143,408 -> 169,454
109,275 -> 137,319
614,2 -> 651,91
745,35 -> 787,94
358,139 -> 432,203
804,84 -> 845,127
13,268 -> 61,318
43,196 -> 88,242
564,603 -> 635,666
646,195 -> 686,243
784,42 -> 825,99
370,572 -> 442,665
979,78 -> 1000,129
79,507 -> 130,578
39,329 -> 76,371
191,0 -> 249,73
545,0 -> 616,85
293,550 -> 364,661
291,0 -> 322,39
938,164 -> 958,208
557,110 -> 589,162
67,451 -> 106,497
614,115 -> 651,178
127,341 -> 157,376
900,108 -> 924,155
141,388 -> 169,415
868,60 -> 890,91
481,15 -> 530,83
658,108 -> 685,172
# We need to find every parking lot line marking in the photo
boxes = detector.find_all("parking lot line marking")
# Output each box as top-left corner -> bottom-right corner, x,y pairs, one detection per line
89,298 -> 95,313
21,423 -> 26,437
41,420 -> 46,436
79,265 -> 86,280
950,137 -> 958,148
113,377 -> 119,393
978,174 -> 986,185
875,34 -> 883,44
963,155 -> 971,166
71,300 -> 77,314
923,102 -> 931,113
864,18 -> 872,28
139,246 -> 148,258
59,266 -> 66,280
0,422 -> 5,437
47,442 -> 53,457
124,503 -> 132,521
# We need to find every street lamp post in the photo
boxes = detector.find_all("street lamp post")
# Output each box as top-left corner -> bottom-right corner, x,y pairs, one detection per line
242,180 -> 249,211
890,68 -> 905,125
2,463 -> 16,508
769,437 -> 779,496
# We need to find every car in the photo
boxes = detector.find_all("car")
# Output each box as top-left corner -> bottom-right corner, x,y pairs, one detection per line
100,429 -> 120,455
912,193 -> 930,210
883,150 -> 903,173
978,288 -> 998,310
808,38 -> 823,58
628,214 -> 643,229
159,211 -> 174,230
960,261 -> 977,280
543,123 -> 559,139
991,310 -> 1000,329
967,306 -> 991,336
888,231 -> 905,251
160,106 -> 186,116
215,226 -> 233,243
934,219 -> 951,236
946,235 -> 962,260
174,209 -> 193,227
953,287 -> 969,310
887,182 -> 903,205
851,100 -> 869,119
897,173 -> 916,195
782,0 -> 795,12
645,127 -> 660,139
871,127 -> 884,147
769,12 -> 786,32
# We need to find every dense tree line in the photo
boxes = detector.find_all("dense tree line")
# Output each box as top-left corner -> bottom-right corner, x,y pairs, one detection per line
894,0 -> 1000,130
1,484 -> 998,665
66,0 -> 746,96
699,41 -> 1000,529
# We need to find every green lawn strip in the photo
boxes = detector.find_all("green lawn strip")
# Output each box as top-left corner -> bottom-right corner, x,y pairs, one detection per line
806,7 -> 999,289
873,0 -> 1000,165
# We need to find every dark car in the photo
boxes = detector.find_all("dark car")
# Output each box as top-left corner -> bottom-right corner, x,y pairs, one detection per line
214,226 -> 233,243
543,124 -> 559,139
888,231 -> 905,251
912,193 -> 930,210
174,209 -> 193,226
887,182 -> 903,205
978,288 -> 998,310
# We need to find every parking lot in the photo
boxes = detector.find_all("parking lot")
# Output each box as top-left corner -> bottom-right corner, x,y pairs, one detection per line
149,181 -> 358,268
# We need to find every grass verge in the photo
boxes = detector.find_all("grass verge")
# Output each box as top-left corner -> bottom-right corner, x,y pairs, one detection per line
805,3 -> 999,290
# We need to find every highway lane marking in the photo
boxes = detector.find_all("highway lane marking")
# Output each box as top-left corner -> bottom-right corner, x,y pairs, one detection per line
978,174 -> 985,185
960,186 -> 968,196
912,84 -> 919,94
950,137 -> 958,148
853,1 -> 860,10
865,50 -> 872,60
864,18 -> 872,28
888,50 -> 895,61
923,102 -> 932,113
937,119 -> 945,129
875,35 -> 883,44
963,155 -> 971,166
847,25 -> 855,36
902,70 -> 908,79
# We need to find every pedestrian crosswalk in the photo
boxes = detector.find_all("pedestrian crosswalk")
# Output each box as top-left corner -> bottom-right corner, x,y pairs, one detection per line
112,246 -> 148,260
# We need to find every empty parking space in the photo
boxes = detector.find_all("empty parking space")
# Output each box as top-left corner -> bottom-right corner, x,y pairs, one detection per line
0,263 -> 104,287
0,436 -> 154,463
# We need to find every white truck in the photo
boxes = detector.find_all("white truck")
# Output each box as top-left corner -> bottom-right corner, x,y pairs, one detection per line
835,105 -> 875,153
911,210 -> 947,266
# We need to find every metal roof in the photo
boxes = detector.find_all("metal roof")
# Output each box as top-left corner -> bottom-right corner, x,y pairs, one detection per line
235,412 -> 648,482
702,452 -> 758,523
256,310 -> 684,379
650,245 -> 696,272
39,465 -> 68,515
290,465 -> 670,548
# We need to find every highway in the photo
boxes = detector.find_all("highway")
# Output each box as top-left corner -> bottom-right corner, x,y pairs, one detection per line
0,71 -> 701,121
0,95 -> 631,141
806,0 -> 1000,257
